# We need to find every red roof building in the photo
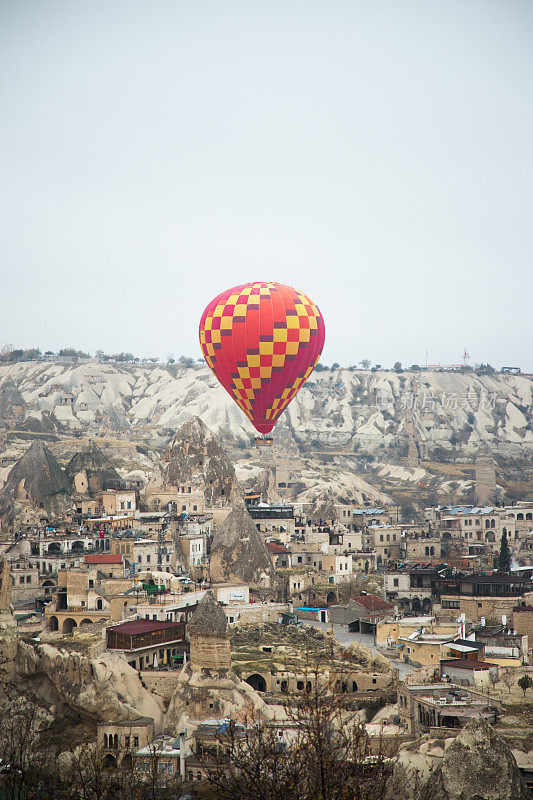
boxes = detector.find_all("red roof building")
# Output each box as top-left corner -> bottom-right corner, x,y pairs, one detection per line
266,542 -> 290,555
106,619 -> 186,653
351,594 -> 394,614
85,554 -> 123,565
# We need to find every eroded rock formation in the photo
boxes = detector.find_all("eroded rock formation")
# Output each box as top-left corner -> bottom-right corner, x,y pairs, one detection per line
418,717 -> 530,800
66,441 -> 125,495
210,505 -> 277,588
167,416 -> 238,504
0,441 -> 71,531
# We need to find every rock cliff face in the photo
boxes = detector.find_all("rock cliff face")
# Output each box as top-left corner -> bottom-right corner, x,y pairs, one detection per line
15,640 -> 165,728
0,610 -> 18,680
0,377 -> 26,423
419,718 -> 530,800
167,416 -> 238,504
210,506 -> 277,588
0,361 -> 531,456
65,442 -> 125,495
0,441 -> 71,530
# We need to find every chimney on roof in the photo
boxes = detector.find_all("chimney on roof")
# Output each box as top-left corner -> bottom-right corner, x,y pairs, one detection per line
480,616 -> 485,627
502,614 -> 507,626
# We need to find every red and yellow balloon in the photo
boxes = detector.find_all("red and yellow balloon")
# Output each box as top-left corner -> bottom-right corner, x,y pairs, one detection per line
199,282 -> 325,434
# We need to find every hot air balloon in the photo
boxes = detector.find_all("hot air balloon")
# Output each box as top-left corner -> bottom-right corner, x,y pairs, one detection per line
199,281 -> 325,439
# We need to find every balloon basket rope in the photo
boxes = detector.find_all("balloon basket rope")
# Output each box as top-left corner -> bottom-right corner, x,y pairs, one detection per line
254,436 -> 273,447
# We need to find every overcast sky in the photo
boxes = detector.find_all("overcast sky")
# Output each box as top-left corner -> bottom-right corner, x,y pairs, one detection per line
1,1 -> 532,370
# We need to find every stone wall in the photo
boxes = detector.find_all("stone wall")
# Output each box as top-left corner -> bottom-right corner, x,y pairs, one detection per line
229,602 -> 288,626
189,632 -> 231,670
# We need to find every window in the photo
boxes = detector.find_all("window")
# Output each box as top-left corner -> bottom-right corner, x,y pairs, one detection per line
127,501 -> 132,510
393,578 -> 399,587
133,737 -> 139,747
19,576 -> 24,584
146,555 -> 150,563
125,736 -> 130,748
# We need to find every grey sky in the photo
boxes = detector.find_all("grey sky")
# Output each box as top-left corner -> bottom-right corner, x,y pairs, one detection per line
1,1 -> 532,370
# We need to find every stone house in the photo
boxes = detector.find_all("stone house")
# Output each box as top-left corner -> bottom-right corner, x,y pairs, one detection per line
265,541 -> 291,568
10,560 -> 40,603
397,682 -> 500,737
98,717 -> 154,769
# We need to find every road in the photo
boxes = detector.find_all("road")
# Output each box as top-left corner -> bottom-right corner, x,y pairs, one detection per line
299,619 -> 413,680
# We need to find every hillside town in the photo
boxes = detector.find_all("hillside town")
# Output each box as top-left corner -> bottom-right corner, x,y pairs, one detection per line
2,0 -> 533,795
1,398 -> 533,797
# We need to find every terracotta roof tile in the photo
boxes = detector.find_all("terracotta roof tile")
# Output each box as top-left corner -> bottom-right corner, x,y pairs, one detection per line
85,554 -> 122,564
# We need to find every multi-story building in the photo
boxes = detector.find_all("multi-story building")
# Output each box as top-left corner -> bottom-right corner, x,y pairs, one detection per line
105,619 -> 186,670
101,489 -> 137,516
132,539 -> 159,573
178,532 -> 206,570
402,534 -> 441,562
364,525 -> 401,565
397,682 -> 500,736
247,504 -> 296,542
10,558 -> 41,603
98,717 -> 154,770
143,484 -> 204,515
321,553 -> 353,584
436,572 -> 533,624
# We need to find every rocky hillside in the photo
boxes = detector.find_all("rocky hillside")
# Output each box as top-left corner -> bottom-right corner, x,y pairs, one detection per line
0,361 -> 531,457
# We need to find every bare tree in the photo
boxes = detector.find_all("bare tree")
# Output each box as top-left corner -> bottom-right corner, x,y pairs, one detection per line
500,670 -> 515,696
200,670 -> 417,800
0,697 -> 59,800
59,743 -> 186,800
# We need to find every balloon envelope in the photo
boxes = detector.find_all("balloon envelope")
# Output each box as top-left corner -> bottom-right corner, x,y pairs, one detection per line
199,281 -> 325,434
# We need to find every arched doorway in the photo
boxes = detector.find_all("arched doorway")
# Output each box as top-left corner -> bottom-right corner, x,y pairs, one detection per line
48,615 -> 58,631
326,591 -> 337,605
47,542 -> 61,555
80,619 -> 92,626
70,540 -> 84,553
121,753 -> 133,770
62,618 -> 77,634
96,598 -> 103,610
103,754 -> 117,769
245,674 -> 267,692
